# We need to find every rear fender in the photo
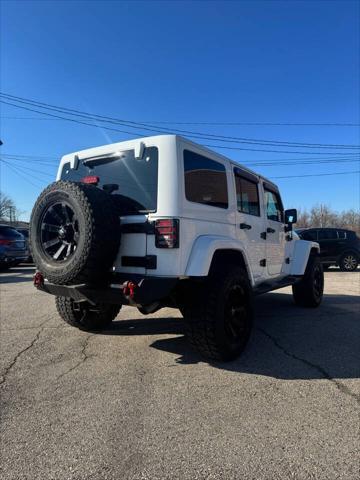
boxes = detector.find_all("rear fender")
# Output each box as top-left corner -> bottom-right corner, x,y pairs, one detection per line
185,235 -> 254,284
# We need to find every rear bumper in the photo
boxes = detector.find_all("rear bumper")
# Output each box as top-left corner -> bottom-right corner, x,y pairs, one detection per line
36,276 -> 179,306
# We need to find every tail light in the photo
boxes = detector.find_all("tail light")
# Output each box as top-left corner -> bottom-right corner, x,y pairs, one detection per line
155,219 -> 179,248
81,175 -> 99,185
0,239 -> 12,245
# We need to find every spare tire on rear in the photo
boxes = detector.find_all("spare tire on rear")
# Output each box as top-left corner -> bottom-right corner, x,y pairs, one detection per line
30,180 -> 120,285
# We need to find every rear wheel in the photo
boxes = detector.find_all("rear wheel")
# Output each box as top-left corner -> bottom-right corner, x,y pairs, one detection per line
55,296 -> 121,331
292,255 -> 324,308
339,253 -> 358,272
183,268 -> 253,361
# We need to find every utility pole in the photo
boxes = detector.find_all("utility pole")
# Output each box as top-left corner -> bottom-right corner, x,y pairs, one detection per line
8,206 -> 15,225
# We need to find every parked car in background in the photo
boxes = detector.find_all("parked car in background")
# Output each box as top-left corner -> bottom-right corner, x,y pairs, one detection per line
16,227 -> 33,262
296,227 -> 360,271
0,225 -> 28,269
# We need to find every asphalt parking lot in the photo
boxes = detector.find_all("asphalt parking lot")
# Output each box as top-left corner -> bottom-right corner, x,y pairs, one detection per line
0,266 -> 359,480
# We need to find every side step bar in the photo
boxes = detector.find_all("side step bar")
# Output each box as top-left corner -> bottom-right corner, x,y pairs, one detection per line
253,275 -> 301,296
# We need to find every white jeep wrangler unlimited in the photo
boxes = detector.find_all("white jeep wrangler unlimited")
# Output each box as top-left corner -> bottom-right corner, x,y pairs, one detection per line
30,135 -> 324,361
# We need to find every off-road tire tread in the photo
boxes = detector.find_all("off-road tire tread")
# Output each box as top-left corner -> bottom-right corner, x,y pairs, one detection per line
292,255 -> 323,308
55,296 -> 121,331
183,268 -> 252,361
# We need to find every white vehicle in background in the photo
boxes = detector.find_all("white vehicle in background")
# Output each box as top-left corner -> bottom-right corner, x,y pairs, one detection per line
30,135 -> 324,361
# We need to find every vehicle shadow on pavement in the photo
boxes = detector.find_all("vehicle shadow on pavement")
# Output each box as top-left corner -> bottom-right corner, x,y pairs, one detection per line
102,317 -> 185,336
115,291 -> 359,380
0,267 -> 35,284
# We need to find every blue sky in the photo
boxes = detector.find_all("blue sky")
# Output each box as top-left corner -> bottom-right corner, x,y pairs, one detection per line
1,0 -> 359,220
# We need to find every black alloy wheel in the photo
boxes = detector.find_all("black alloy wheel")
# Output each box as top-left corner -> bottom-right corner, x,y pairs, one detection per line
224,284 -> 249,344
40,201 -> 80,262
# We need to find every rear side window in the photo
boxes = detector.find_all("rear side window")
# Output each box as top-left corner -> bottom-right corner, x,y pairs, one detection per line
184,150 -> 228,209
337,230 -> 353,239
234,173 -> 260,216
318,229 -> 337,240
265,189 -> 284,222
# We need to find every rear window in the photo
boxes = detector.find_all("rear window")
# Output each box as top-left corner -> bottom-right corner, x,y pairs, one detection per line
184,150 -> 228,209
60,147 -> 158,213
0,226 -> 23,238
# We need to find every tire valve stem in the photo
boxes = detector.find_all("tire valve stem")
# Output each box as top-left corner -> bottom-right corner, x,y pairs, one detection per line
33,271 -> 45,288
122,281 -> 137,299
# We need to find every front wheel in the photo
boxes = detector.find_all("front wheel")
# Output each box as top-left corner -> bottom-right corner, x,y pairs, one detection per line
55,297 -> 121,331
339,253 -> 358,272
292,256 -> 324,308
183,268 -> 253,362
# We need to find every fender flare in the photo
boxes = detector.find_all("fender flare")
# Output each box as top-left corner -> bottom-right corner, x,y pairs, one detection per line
290,240 -> 320,276
185,235 -> 254,284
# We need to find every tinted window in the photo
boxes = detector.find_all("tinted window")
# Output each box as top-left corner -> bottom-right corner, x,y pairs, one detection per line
265,189 -> 283,222
61,147 -> 158,213
17,229 -> 29,238
234,173 -> 260,216
184,150 -> 228,209
337,230 -> 350,239
318,229 -> 337,240
0,226 -> 23,238
300,230 -> 317,241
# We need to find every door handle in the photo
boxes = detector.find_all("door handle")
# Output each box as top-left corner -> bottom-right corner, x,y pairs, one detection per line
267,227 -> 276,233
240,223 -> 252,230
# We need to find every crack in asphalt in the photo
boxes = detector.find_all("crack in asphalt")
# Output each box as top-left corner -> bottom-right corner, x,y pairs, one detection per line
257,327 -> 360,406
0,317 -> 51,387
56,334 -> 92,380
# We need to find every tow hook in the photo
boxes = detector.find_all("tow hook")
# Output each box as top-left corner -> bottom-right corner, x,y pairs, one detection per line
122,281 -> 137,300
33,271 -> 45,288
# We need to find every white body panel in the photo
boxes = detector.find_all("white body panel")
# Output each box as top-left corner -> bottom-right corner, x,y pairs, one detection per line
58,135 -> 317,289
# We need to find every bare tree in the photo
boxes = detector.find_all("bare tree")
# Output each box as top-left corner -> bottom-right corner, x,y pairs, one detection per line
310,204 -> 338,228
296,208 -> 311,228
339,209 -> 360,233
0,192 -> 16,220
294,204 -> 360,234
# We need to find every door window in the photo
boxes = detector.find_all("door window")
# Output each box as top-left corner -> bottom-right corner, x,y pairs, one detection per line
234,173 -> 260,216
301,230 -> 317,241
265,189 -> 284,222
318,229 -> 337,240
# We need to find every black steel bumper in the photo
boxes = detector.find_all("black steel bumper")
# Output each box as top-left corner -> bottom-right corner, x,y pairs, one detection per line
36,276 -> 178,306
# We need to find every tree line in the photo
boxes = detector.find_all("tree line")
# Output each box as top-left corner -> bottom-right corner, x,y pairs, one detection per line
296,204 -> 360,234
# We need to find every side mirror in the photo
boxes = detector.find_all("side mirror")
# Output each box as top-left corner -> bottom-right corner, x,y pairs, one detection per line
284,208 -> 297,233
285,208 -> 297,224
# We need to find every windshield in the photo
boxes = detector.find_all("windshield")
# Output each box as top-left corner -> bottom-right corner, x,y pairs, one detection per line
60,147 -> 158,214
